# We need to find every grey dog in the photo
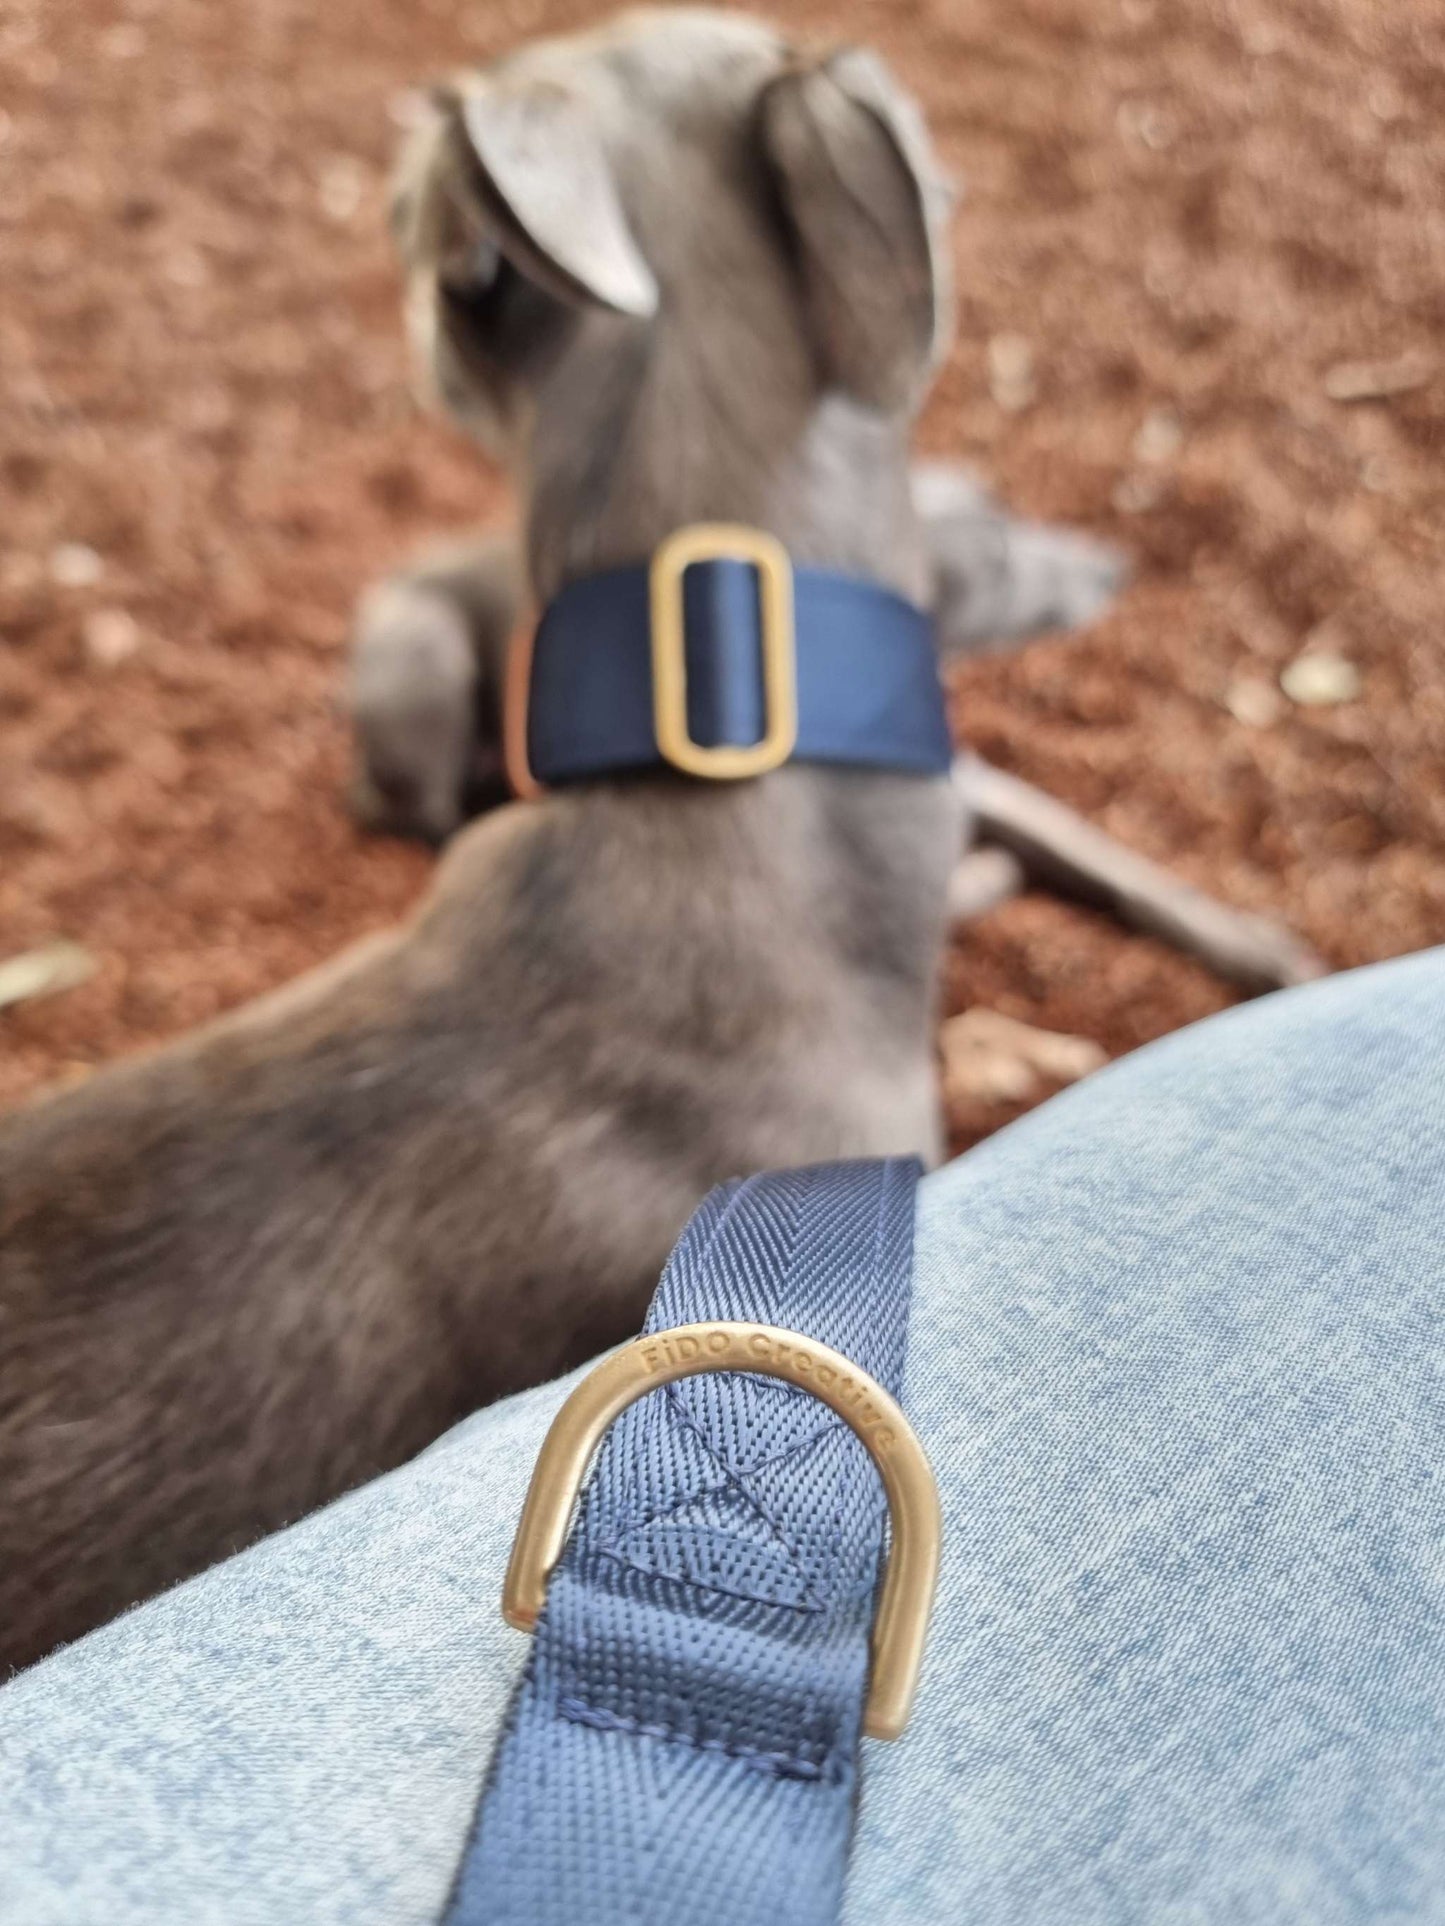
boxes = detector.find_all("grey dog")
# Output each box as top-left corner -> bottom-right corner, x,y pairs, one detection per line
0,9 -> 1317,1676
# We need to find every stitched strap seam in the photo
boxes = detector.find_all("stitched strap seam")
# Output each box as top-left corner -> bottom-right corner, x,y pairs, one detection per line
557,1696 -> 846,1784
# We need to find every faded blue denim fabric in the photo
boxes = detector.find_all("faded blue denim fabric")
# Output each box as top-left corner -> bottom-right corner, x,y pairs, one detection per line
2,947 -> 1443,1925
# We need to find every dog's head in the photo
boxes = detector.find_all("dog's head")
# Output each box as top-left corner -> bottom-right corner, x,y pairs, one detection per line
391,8 -> 953,594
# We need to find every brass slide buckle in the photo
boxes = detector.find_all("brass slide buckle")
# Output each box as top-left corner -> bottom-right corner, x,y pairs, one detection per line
502,1321 -> 941,1741
648,524 -> 799,780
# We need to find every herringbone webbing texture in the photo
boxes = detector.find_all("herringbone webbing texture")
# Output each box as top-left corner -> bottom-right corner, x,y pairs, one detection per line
445,1158 -> 921,1926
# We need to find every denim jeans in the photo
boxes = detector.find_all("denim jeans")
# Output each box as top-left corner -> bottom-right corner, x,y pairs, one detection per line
2,947 -> 1443,1925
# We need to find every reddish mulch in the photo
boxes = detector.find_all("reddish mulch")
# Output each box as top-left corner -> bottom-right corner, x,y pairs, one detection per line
3,0 -> 1443,1150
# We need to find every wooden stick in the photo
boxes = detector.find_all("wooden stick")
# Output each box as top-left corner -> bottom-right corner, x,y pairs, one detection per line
954,755 -> 1327,993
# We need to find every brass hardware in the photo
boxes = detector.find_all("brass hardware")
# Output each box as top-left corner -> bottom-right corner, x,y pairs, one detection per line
648,524 -> 798,780
502,1320 -> 940,1742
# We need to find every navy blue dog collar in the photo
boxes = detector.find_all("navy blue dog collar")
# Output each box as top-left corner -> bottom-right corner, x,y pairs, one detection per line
506,524 -> 953,793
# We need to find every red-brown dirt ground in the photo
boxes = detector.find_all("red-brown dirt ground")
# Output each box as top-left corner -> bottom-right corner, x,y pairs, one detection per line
3,0 -> 1443,1150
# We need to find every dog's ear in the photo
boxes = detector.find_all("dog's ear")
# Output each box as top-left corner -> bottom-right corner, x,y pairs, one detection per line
423,76 -> 658,318
759,50 -> 953,410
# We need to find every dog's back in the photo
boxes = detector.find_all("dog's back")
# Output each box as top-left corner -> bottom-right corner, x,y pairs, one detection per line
0,9 -> 960,1669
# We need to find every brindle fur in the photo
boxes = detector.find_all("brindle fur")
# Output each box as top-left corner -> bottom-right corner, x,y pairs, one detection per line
0,11 -> 967,1671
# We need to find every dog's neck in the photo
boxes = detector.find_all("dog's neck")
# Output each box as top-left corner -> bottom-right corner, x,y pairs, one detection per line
516,315 -> 931,609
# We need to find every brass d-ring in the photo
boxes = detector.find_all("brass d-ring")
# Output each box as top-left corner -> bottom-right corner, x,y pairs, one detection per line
502,1321 -> 941,1741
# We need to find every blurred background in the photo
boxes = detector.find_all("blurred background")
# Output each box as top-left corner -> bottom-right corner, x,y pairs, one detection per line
2,0 -> 1442,1150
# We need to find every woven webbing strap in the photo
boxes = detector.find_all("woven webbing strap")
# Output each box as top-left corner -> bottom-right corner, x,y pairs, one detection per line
446,1158 -> 921,1925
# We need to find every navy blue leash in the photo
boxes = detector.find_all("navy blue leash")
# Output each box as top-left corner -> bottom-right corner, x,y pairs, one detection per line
526,557 -> 952,785
446,1158 -> 922,1925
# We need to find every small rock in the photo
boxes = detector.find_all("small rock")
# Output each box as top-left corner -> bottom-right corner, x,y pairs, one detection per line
83,607 -> 141,666
1224,676 -> 1284,727
1111,470 -> 1164,514
1323,351 -> 1432,403
1132,407 -> 1183,465
987,333 -> 1036,412
1366,80 -> 1404,124
165,248 -> 209,289
946,1043 -> 1038,1108
941,1008 -> 1107,1112
185,383 -> 234,433
387,89 -> 432,131
49,542 -> 104,588
319,156 -> 369,225
1280,652 -> 1361,707
0,941 -> 98,1011
101,22 -> 145,57
1116,100 -> 1175,150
